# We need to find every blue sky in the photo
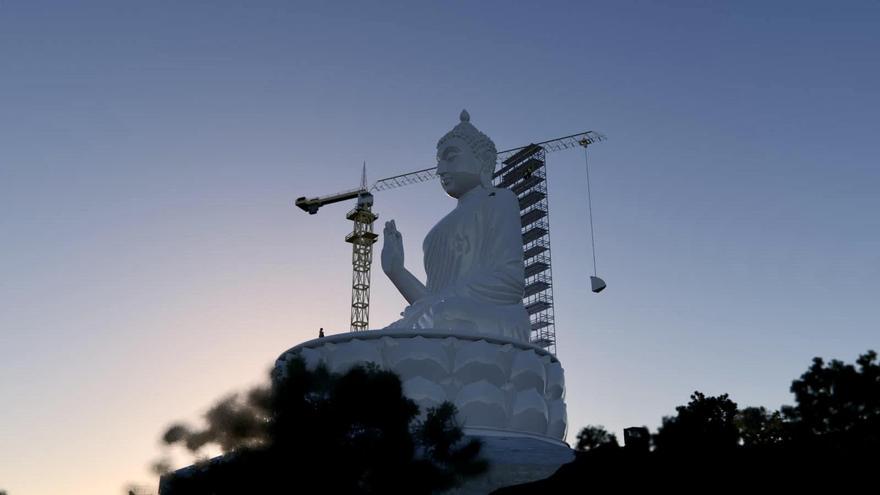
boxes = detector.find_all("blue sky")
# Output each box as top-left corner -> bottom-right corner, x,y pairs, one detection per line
2,1 -> 879,493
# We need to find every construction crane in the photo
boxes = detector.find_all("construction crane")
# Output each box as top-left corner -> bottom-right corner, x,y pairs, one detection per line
295,130 -> 605,354
296,165 -> 378,331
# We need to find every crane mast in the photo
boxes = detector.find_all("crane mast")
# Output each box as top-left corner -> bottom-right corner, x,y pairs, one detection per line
295,166 -> 378,332
345,192 -> 378,331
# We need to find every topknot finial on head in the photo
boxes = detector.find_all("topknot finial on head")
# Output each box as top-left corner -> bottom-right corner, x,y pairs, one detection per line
460,109 -> 470,123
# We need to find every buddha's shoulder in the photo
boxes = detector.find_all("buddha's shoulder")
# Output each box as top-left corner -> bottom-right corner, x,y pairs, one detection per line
483,187 -> 519,208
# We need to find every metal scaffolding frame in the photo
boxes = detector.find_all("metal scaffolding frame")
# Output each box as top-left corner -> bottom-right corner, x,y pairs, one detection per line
494,146 -> 558,354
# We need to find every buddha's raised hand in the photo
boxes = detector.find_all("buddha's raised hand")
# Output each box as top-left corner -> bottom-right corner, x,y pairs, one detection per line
382,219 -> 405,275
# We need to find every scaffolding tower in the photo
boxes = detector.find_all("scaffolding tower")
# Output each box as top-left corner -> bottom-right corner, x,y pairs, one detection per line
344,192 -> 378,331
494,144 -> 557,354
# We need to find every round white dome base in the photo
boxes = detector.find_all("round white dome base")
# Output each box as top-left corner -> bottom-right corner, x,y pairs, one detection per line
449,434 -> 574,493
275,329 -> 568,442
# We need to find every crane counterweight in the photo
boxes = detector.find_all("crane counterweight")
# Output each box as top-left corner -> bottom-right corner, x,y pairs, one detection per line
295,188 -> 365,214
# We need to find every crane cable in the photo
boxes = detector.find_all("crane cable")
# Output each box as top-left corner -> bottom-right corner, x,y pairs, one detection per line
584,145 -> 598,278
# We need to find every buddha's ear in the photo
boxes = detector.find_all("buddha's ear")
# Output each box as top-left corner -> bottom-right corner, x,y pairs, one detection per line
479,166 -> 494,189
479,155 -> 496,189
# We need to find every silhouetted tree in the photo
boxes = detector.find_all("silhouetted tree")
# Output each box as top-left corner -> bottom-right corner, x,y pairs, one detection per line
574,425 -> 619,452
161,385 -> 270,453
412,402 -> 489,490
159,358 -> 486,494
653,392 -> 739,453
735,406 -> 789,447
495,351 -> 880,494
782,350 -> 879,451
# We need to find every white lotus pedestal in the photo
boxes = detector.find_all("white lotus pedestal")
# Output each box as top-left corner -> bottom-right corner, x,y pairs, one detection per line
275,329 -> 573,493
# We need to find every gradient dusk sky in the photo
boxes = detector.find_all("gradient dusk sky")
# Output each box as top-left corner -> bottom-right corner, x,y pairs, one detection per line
2,1 -> 879,493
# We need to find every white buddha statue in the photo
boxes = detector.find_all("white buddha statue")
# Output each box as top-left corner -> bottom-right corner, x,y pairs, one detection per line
382,110 -> 531,343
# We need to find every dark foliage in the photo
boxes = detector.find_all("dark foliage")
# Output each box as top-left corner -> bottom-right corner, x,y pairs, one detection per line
412,402 -> 490,489
159,358 -> 486,494
574,425 -> 618,452
653,391 -> 740,453
735,406 -> 789,447
493,440 -> 875,493
782,350 -> 880,450
494,350 -> 879,494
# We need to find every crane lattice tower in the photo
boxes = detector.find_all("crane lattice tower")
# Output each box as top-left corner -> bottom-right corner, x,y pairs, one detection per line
344,192 -> 378,331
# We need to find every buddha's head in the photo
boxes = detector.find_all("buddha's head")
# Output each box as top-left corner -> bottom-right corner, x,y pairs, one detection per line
436,109 -> 497,198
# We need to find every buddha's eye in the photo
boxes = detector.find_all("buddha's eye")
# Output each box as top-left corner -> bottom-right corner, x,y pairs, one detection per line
442,146 -> 461,162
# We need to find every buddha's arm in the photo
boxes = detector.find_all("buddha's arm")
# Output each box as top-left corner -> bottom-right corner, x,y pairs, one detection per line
386,267 -> 429,305
382,220 -> 429,304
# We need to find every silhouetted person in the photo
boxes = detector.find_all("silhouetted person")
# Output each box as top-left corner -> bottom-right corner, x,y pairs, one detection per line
319,328 -> 324,338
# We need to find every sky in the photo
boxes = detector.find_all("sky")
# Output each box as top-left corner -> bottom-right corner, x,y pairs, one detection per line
1,1 -> 879,493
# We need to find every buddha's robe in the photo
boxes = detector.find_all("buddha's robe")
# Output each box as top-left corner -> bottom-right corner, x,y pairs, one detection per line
386,186 -> 530,342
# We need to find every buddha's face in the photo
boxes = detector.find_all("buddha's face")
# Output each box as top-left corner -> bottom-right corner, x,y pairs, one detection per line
437,137 -> 482,199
